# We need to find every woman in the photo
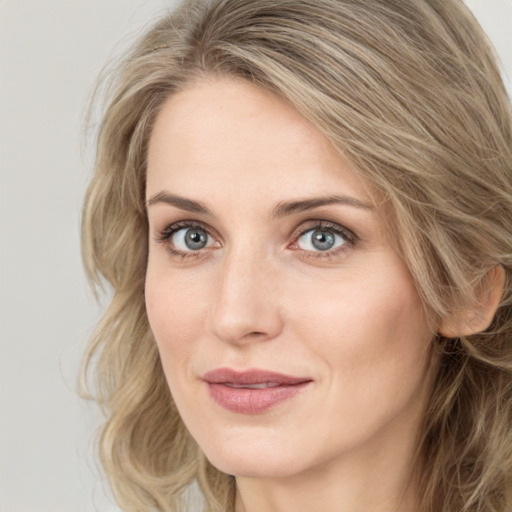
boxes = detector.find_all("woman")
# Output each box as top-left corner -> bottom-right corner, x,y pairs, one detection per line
81,0 -> 512,511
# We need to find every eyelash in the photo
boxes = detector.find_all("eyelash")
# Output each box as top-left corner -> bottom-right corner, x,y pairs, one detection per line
154,220 -> 357,261
291,221 -> 357,259
155,220 -> 214,260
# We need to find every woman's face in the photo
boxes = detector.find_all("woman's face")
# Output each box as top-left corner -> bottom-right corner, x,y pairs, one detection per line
145,77 -> 437,479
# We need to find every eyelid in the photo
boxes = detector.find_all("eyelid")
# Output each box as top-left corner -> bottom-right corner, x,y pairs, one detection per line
153,218 -> 358,260
288,220 -> 358,256
154,220 -> 221,257
155,220 -> 216,241
291,219 -> 357,241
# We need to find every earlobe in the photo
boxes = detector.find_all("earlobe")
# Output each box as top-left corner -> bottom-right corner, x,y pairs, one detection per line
438,265 -> 505,338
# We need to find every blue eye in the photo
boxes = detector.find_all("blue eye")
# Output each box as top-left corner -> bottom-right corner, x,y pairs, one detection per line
172,227 -> 214,251
296,228 -> 348,252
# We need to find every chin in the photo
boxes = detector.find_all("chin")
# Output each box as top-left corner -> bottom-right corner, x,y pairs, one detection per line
207,454 -> 303,479
198,432 -> 311,479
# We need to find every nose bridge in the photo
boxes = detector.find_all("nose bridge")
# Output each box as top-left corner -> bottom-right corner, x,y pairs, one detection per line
209,240 -> 282,345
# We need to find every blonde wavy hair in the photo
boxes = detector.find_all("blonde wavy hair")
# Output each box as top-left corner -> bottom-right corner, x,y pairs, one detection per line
81,0 -> 512,511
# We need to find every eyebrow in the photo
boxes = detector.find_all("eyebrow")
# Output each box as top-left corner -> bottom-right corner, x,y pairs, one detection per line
147,191 -> 211,215
146,191 -> 373,217
270,195 -> 374,218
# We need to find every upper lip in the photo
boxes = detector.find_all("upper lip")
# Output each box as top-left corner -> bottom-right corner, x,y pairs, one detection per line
202,368 -> 312,385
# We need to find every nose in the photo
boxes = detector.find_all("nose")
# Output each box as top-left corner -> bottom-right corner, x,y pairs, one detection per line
208,247 -> 283,346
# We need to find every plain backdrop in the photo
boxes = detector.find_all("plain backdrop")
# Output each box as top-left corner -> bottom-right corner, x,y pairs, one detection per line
0,1 -> 511,511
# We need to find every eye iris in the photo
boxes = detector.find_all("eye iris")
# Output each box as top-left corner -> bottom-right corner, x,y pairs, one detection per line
311,230 -> 335,251
184,229 -> 208,250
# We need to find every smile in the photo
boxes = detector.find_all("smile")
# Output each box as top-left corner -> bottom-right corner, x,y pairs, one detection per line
202,368 -> 312,414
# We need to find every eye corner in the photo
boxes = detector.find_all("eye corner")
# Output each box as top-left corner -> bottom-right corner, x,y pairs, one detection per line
288,220 -> 358,260
152,220 -> 221,260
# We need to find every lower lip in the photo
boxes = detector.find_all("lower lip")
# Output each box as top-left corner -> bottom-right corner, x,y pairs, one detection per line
206,382 -> 311,414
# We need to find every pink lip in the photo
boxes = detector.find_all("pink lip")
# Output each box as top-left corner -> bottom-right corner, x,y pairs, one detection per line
202,368 -> 312,414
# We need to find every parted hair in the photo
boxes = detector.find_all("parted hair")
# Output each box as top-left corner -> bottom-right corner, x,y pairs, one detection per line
81,0 -> 512,511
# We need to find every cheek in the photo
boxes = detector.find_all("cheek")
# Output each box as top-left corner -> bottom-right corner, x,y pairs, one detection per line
280,269 -> 435,455
145,268 -> 207,371
288,262 -> 428,343
288,262 -> 434,393
346,280 -> 434,418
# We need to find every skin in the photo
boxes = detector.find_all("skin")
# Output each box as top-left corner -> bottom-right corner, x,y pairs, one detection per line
145,76 -> 439,512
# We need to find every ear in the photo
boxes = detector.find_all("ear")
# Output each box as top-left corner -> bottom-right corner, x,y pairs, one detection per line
439,265 -> 505,338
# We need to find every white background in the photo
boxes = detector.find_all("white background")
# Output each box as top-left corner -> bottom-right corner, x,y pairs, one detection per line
0,1 -> 510,511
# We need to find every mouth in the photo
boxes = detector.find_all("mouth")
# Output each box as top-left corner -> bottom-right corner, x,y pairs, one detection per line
224,382 -> 281,389
201,368 -> 313,414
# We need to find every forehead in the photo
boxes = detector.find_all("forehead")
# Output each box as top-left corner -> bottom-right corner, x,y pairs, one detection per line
146,76 -> 373,206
